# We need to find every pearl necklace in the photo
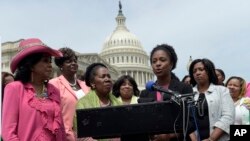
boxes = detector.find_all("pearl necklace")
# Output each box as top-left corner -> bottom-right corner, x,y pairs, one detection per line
69,79 -> 77,87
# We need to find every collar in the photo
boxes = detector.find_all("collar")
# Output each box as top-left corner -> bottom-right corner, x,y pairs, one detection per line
193,83 -> 216,94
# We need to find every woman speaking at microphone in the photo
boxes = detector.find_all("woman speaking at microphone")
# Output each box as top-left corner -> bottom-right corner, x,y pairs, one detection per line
138,44 -> 196,141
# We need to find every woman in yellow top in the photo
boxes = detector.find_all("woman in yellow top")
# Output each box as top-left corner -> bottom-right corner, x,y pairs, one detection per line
75,63 -> 121,141
112,75 -> 139,105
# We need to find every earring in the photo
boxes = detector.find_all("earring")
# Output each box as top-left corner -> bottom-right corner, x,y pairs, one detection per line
91,84 -> 96,89
60,68 -> 63,71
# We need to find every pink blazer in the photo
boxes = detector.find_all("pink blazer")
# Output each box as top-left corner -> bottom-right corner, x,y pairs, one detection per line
49,75 -> 90,141
2,81 -> 66,141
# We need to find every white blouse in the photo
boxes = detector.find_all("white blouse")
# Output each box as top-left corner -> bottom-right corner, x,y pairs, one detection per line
74,89 -> 86,100
234,98 -> 250,125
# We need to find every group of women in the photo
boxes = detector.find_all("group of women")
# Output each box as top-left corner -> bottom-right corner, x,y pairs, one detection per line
1,38 -> 139,141
2,38 -> 249,141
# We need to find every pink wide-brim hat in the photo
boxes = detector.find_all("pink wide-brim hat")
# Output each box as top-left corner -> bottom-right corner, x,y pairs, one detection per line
10,38 -> 63,73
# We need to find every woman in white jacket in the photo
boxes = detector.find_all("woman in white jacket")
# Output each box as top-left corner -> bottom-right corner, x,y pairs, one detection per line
189,58 -> 235,141
226,76 -> 250,125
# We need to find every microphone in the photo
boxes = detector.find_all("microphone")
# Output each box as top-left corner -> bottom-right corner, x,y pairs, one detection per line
145,81 -> 179,97
145,81 -> 156,91
145,81 -> 196,105
145,81 -> 182,104
146,81 -> 183,105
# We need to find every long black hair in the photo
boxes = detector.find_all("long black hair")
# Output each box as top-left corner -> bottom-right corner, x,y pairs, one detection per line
189,58 -> 218,86
14,53 -> 45,83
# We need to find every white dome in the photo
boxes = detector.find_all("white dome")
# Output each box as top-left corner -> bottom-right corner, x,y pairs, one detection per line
100,4 -> 144,52
102,29 -> 143,51
99,1 -> 154,90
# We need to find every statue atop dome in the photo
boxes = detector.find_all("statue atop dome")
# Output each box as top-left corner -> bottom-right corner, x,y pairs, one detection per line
118,0 -> 123,16
119,1 -> 122,10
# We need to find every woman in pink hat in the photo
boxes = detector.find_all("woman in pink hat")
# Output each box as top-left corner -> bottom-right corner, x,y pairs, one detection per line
2,38 -> 66,141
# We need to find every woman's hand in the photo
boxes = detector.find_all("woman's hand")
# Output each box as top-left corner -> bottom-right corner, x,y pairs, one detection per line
151,134 -> 170,141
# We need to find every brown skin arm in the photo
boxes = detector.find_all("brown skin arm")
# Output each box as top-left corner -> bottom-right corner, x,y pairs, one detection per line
151,134 -> 170,141
188,128 -> 224,141
152,133 -> 181,141
189,132 -> 198,141
152,132 -> 198,141
203,127 -> 225,141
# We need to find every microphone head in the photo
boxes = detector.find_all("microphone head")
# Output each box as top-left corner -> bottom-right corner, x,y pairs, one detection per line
145,81 -> 155,91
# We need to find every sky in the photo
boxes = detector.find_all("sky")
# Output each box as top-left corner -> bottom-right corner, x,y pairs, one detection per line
1,0 -> 250,82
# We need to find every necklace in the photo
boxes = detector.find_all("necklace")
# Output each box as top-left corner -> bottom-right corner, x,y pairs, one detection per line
197,94 -> 206,117
35,84 -> 48,99
100,100 -> 111,107
71,85 -> 78,91
69,79 -> 77,87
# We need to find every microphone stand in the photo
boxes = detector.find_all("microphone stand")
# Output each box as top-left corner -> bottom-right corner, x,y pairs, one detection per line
162,91 -> 196,141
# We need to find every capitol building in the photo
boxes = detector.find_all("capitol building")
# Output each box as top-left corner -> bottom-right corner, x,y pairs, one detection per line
1,2 -> 154,90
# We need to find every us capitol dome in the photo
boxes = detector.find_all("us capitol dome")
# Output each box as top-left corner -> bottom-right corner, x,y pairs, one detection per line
100,1 -> 154,90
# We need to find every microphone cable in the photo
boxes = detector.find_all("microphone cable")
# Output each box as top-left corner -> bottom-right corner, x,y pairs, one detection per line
191,103 -> 201,141
182,98 -> 189,141
182,96 -> 199,141
173,103 -> 181,141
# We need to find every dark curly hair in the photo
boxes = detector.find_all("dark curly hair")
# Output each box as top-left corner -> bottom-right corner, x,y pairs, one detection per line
2,72 -> 14,86
2,72 -> 14,102
189,58 -> 218,86
54,47 -> 77,68
112,75 -> 140,97
84,63 -> 107,89
15,53 -> 45,83
150,44 -> 178,70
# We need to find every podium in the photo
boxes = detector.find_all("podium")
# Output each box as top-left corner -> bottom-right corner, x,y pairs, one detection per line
76,101 -> 184,138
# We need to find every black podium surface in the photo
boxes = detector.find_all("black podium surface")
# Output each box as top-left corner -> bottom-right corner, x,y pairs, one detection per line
76,101 -> 183,138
